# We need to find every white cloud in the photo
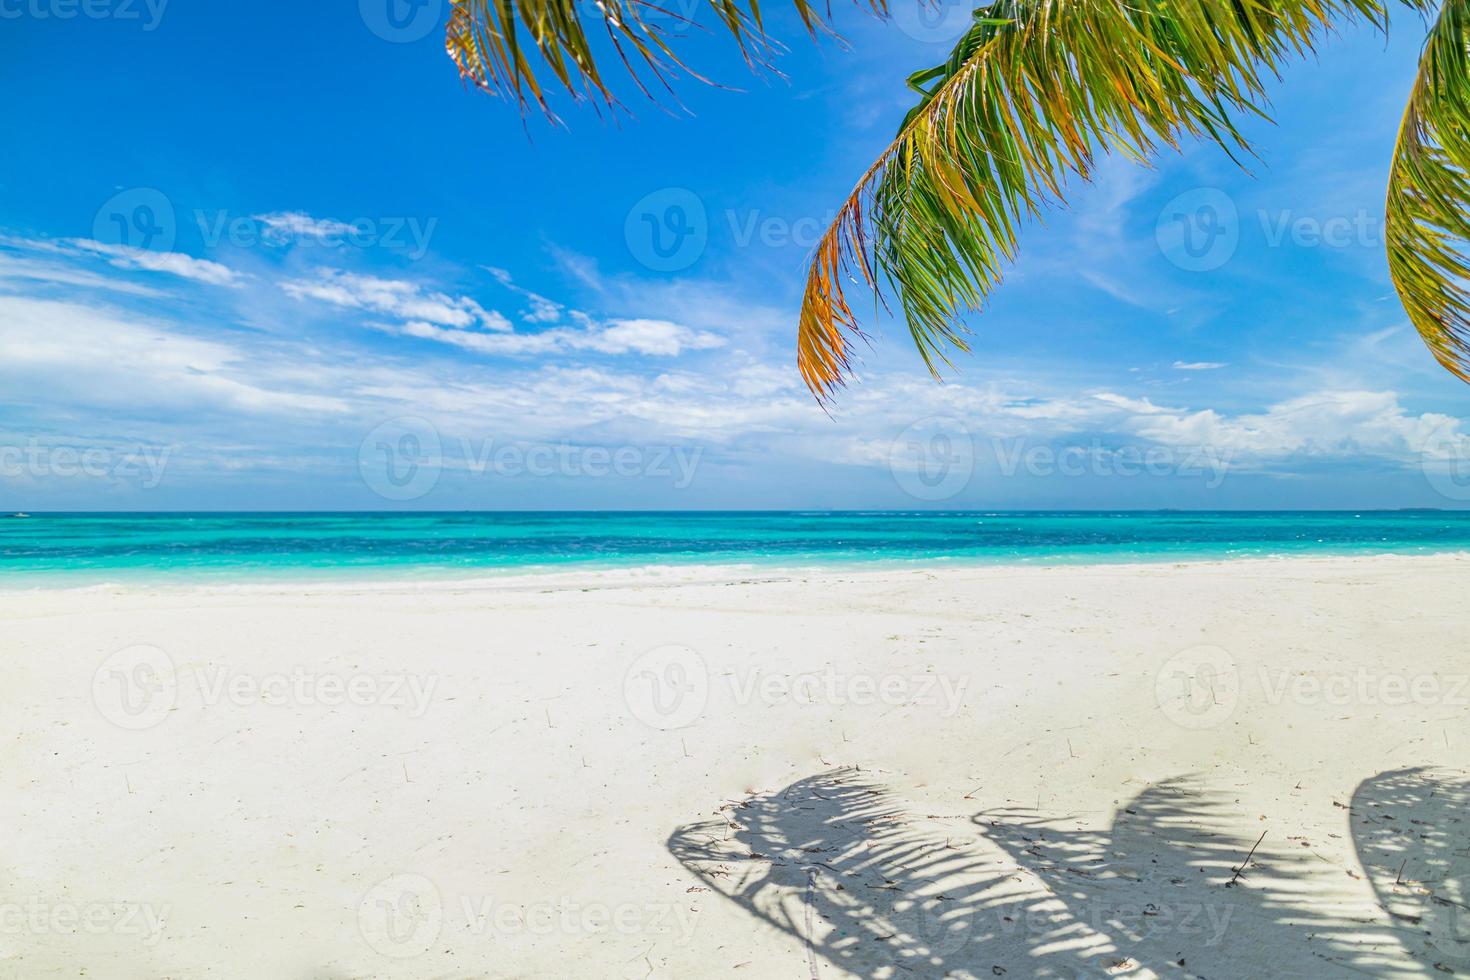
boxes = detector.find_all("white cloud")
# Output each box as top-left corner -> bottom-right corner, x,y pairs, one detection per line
388,316 -> 723,358
66,238 -> 241,286
5,222 -> 1468,505
0,234 -> 241,287
281,269 -> 512,331
1173,361 -> 1226,371
1115,389 -> 1470,465
589,318 -> 723,356
523,293 -> 563,324
252,211 -> 357,239
825,384 -> 1470,480
0,251 -> 166,297
0,295 -> 348,416
477,264 -> 565,324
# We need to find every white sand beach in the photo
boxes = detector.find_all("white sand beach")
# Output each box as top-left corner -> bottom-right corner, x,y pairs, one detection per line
3,555 -> 1468,978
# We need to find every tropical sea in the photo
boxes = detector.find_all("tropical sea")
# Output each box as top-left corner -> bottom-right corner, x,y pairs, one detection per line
1,510 -> 1468,587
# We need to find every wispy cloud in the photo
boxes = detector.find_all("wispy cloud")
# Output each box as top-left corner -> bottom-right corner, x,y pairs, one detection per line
252,211 -> 359,239
0,250 -> 166,297
389,315 -> 723,357
66,238 -> 242,286
484,265 -> 566,324
0,294 -> 348,416
3,234 -> 242,287
281,269 -> 511,331
4,217 -> 1467,507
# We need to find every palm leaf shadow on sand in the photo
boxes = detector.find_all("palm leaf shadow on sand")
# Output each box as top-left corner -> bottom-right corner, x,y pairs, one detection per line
668,767 -> 1459,978
1350,767 -> 1470,973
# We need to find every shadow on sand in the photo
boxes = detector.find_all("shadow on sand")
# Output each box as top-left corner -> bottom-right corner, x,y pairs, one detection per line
669,767 -> 1469,978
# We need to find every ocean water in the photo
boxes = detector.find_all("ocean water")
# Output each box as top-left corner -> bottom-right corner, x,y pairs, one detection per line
0,511 -> 1467,587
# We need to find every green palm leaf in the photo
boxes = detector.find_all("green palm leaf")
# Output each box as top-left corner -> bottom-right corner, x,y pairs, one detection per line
1387,0 -> 1470,381
442,0 -> 1470,400
445,0 -> 878,115
798,0 -> 1419,400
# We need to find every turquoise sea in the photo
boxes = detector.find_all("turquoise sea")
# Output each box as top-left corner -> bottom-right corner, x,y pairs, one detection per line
1,511 -> 1467,587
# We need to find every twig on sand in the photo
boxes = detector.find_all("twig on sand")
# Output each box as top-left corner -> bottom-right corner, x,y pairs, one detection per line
1228,831 -> 1267,887
804,867 -> 821,979
625,943 -> 655,979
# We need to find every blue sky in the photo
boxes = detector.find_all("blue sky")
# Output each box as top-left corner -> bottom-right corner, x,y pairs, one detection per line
4,1 -> 1470,509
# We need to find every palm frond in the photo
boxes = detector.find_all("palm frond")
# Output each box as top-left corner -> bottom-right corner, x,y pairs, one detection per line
798,0 -> 1409,401
446,0 -> 880,116
1386,0 -> 1470,381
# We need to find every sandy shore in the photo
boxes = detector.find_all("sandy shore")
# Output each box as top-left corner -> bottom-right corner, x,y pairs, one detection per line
2,555 -> 1468,978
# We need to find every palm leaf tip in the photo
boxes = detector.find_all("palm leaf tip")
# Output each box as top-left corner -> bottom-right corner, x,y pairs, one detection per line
797,0 -> 1414,400
445,0 -> 884,115
1386,0 -> 1470,381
